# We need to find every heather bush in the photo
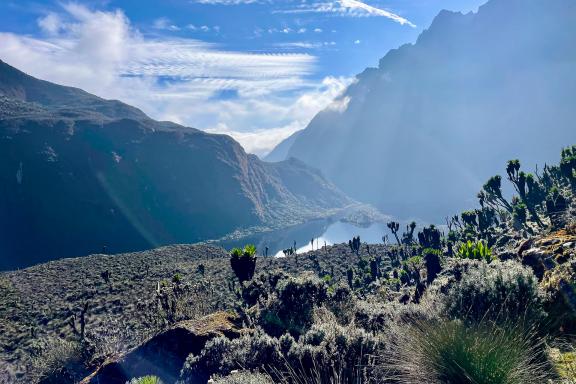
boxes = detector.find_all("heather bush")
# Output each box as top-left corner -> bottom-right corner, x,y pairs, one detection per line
28,337 -> 88,384
352,299 -> 434,334
249,272 -> 329,337
427,259 -> 546,326
279,321 -> 384,383
129,376 -> 163,384
181,330 -> 282,383
180,321 -> 385,384
211,371 -> 273,384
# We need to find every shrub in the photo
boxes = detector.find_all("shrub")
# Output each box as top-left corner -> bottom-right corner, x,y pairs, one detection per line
512,200 -> 528,227
181,331 -> 282,383
181,321 -> 385,384
403,256 -> 423,271
211,371 -> 273,384
279,321 -> 384,383
129,376 -> 163,384
427,259 -> 546,327
456,240 -> 495,263
418,225 -> 442,250
172,273 -> 182,284
423,248 -> 442,283
258,273 -> 328,337
326,284 -> 356,325
230,245 -> 257,284
28,337 -> 87,384
386,319 -> 550,384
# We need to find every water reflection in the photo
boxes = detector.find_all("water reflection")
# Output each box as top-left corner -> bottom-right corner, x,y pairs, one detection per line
214,220 -> 388,258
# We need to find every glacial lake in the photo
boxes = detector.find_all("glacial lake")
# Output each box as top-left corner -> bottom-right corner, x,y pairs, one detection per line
213,220 -> 389,258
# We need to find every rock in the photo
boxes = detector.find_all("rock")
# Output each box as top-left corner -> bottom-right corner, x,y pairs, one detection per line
496,251 -> 516,261
555,251 -> 571,264
495,234 -> 514,248
541,261 -> 576,334
540,238 -> 562,246
522,247 -> 553,279
517,238 -> 534,258
81,312 -> 242,384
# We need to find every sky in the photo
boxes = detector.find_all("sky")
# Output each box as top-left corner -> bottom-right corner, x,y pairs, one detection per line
0,0 -> 487,156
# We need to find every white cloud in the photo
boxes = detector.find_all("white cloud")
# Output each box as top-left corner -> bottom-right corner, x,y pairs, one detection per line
206,123 -> 300,156
327,95 -> 350,112
275,0 -> 415,27
354,39 -> 361,44
205,76 -> 354,156
153,17 -> 180,31
0,2 -> 351,155
193,0 -> 265,3
275,41 -> 337,49
38,13 -> 63,35
340,0 -> 415,26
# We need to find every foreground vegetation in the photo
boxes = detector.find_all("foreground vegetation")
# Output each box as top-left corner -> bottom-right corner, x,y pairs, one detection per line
1,146 -> 576,383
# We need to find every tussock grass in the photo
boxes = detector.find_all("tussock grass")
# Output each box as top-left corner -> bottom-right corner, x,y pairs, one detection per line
385,319 -> 551,384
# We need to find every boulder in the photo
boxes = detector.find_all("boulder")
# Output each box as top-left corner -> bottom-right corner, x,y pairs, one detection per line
81,312 -> 242,384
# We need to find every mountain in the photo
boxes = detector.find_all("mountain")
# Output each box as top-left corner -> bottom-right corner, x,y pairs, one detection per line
264,130 -> 303,162
0,60 -> 352,270
269,0 -> 576,221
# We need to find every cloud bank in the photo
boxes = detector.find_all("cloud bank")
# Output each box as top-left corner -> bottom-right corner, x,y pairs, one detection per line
0,3 -> 353,156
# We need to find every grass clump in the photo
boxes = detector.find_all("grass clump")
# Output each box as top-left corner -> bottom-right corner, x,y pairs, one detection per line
388,320 -> 550,384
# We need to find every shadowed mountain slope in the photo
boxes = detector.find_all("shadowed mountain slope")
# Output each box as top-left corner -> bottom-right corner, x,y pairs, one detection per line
272,0 -> 576,220
0,60 -> 352,270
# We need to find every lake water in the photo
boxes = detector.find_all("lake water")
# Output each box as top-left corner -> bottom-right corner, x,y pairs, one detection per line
214,220 -> 388,258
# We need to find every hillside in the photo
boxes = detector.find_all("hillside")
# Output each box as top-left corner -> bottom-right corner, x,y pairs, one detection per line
0,60 -> 354,270
1,144 -> 574,383
270,0 -> 576,221
263,130 -> 302,162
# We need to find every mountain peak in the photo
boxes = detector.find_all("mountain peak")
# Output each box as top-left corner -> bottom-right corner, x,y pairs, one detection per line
273,0 -> 576,221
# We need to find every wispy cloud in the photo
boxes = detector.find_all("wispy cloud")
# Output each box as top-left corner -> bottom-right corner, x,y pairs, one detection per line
275,0 -> 415,27
193,0 -> 267,4
153,17 -> 180,31
275,41 -> 337,50
340,0 -> 415,26
0,2 -> 350,156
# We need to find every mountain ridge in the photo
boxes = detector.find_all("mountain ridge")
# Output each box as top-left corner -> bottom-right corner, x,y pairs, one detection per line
270,0 -> 576,221
0,60 -> 353,270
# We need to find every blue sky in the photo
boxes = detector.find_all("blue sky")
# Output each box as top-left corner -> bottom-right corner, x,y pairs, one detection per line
0,0 -> 487,155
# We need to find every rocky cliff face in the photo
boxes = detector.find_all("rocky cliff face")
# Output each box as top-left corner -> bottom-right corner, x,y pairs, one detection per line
272,0 -> 576,221
0,60 -> 351,270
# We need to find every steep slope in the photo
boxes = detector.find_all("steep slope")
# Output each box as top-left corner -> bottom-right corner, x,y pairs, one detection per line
0,60 -> 352,270
264,130 -> 302,162
273,0 -> 576,220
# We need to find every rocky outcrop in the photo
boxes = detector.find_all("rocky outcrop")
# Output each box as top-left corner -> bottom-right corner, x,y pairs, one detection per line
513,227 -> 576,332
81,312 -> 243,384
